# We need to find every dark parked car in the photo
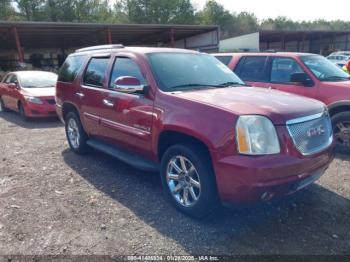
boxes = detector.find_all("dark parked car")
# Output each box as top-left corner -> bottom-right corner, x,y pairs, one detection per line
0,71 -> 58,120
214,52 -> 350,153
56,45 -> 334,217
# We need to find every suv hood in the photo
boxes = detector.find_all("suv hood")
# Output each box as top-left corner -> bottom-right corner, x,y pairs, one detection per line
21,87 -> 55,97
172,86 -> 325,125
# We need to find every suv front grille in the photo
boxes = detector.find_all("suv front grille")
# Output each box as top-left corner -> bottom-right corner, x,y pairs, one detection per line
287,111 -> 333,155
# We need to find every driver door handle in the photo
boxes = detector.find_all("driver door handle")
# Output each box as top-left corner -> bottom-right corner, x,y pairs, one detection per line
103,99 -> 114,107
76,92 -> 85,98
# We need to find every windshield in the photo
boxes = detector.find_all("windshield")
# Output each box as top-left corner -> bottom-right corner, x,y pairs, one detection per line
19,72 -> 58,88
147,53 -> 246,91
301,55 -> 350,82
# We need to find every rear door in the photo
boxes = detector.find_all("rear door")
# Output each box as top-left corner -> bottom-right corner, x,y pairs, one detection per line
266,57 -> 317,98
80,55 -> 111,138
233,56 -> 270,88
99,55 -> 154,158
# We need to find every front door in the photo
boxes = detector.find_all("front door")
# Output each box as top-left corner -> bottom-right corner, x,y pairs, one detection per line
2,74 -> 18,110
266,57 -> 317,99
99,56 -> 154,158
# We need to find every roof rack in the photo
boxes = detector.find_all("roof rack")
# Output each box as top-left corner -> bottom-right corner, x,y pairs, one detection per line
76,44 -> 124,53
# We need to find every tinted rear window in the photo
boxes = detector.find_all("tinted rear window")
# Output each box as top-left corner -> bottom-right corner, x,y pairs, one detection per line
58,55 -> 86,83
235,56 -> 267,82
215,56 -> 233,65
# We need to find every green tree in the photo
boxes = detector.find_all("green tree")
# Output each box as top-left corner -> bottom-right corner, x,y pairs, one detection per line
120,0 -> 196,24
196,0 -> 235,38
1,0 -> 18,20
14,0 -> 45,21
234,12 -> 259,35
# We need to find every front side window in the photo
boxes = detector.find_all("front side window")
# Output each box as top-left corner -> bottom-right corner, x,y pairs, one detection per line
270,58 -> 304,83
109,57 -> 146,89
83,57 -> 110,87
4,75 -> 14,83
235,56 -> 267,82
301,55 -> 350,82
58,55 -> 86,83
147,53 -> 245,92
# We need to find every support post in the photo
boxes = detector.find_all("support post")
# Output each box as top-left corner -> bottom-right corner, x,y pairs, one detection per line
107,27 -> 112,44
12,27 -> 24,63
346,34 -> 349,51
319,33 -> 323,55
170,28 -> 175,48
281,34 -> 285,51
302,33 -> 306,52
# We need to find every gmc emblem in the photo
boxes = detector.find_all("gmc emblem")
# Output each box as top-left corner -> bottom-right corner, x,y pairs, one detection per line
307,125 -> 325,137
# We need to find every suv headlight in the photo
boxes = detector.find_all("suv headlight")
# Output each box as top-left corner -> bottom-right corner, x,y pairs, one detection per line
25,96 -> 43,105
236,115 -> 280,155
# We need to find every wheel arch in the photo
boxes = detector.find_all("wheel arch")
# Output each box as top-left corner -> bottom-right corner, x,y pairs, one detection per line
157,130 -> 213,164
62,102 -> 80,121
328,101 -> 350,117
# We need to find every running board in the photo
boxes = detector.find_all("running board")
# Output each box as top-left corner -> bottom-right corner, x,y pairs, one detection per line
87,139 -> 159,172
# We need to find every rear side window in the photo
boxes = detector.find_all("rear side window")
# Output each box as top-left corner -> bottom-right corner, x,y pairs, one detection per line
58,55 -> 86,83
215,56 -> 233,66
235,56 -> 267,82
83,57 -> 110,87
109,57 -> 146,89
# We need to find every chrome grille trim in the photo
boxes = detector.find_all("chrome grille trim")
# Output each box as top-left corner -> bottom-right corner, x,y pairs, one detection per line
286,111 -> 333,156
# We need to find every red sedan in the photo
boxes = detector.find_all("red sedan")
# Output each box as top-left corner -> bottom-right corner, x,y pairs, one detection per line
0,71 -> 58,120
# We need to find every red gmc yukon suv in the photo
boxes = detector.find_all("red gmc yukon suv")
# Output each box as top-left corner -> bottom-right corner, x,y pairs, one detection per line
214,52 -> 350,153
56,45 -> 334,218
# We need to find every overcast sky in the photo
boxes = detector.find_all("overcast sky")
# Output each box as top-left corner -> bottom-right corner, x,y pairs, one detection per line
192,0 -> 350,22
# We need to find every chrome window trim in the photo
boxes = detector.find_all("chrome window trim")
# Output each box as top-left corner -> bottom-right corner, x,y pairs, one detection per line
286,111 -> 333,156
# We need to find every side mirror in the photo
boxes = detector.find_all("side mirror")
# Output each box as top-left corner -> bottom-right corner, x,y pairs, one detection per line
290,73 -> 313,87
112,76 -> 144,94
8,82 -> 19,89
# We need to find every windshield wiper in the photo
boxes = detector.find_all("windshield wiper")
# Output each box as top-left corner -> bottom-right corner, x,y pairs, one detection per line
169,83 -> 218,90
215,81 -> 250,87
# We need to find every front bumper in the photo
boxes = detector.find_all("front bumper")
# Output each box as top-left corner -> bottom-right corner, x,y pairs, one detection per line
24,98 -> 57,118
213,145 -> 335,204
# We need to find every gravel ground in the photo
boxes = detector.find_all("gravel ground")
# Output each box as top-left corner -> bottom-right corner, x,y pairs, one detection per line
0,111 -> 349,256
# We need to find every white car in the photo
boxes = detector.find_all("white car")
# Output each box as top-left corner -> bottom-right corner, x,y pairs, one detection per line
327,52 -> 350,68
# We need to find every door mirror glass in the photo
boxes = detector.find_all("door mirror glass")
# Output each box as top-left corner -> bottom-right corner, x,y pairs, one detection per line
112,76 -> 144,94
8,82 -> 19,89
290,73 -> 313,87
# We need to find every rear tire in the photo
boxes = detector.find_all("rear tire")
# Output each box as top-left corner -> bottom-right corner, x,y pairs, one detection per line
332,112 -> 350,154
65,111 -> 89,154
18,102 -> 28,121
160,144 -> 220,218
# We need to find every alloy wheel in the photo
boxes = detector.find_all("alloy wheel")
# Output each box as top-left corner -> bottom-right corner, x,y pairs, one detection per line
334,121 -> 350,149
166,155 -> 201,207
67,118 -> 80,149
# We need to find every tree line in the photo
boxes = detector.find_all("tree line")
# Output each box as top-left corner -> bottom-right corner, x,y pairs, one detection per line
1,0 -> 350,39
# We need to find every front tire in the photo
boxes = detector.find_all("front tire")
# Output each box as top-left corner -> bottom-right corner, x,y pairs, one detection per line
332,112 -> 350,154
160,144 -> 220,218
65,112 -> 89,154
18,102 -> 28,121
